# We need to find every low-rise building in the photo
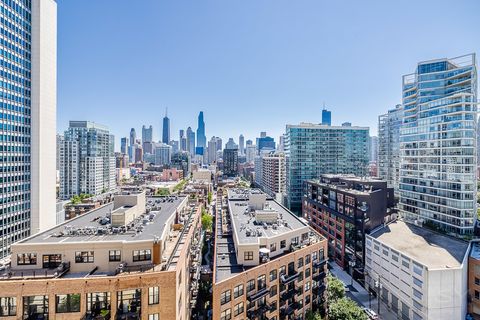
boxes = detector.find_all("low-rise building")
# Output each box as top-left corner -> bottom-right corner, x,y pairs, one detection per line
303,175 -> 395,276
0,191 -> 203,320
468,242 -> 480,319
365,220 -> 469,320
212,188 -> 328,320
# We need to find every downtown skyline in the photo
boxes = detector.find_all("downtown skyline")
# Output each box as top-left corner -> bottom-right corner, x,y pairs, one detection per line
56,1 -> 480,148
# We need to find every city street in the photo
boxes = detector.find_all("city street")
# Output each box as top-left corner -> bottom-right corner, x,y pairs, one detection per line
329,262 -> 398,320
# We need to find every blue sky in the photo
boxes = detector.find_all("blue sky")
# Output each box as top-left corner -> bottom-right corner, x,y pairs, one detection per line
57,0 -> 480,149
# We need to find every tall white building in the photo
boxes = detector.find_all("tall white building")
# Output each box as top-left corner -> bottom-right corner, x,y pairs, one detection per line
246,143 -> 256,163
0,0 -> 57,257
261,152 -> 286,203
378,104 -> 404,194
59,121 -> 116,200
399,54 -> 478,236
207,137 -> 218,164
154,142 -> 172,166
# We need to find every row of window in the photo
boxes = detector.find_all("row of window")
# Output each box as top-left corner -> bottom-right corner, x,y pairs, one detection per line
0,287 -> 160,317
17,249 -> 152,265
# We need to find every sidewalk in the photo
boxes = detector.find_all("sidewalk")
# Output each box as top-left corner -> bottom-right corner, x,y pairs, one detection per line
329,262 -> 398,320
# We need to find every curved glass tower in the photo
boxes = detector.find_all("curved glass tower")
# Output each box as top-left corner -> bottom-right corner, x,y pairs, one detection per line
399,54 -> 477,236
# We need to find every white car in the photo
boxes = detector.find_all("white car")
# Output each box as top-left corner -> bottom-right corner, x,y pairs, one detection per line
361,307 -> 379,320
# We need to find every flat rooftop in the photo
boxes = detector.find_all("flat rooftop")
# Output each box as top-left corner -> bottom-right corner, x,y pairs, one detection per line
228,192 -> 306,244
21,196 -> 186,244
370,220 -> 469,269
470,242 -> 480,260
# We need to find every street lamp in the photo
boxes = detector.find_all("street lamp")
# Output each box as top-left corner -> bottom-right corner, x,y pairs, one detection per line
348,259 -> 356,286
374,279 -> 383,315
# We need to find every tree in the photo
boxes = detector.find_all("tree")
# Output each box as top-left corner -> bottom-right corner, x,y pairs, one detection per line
207,192 -> 213,204
201,210 -> 213,232
328,297 -> 368,320
326,273 -> 345,303
305,310 -> 323,320
156,188 -> 170,196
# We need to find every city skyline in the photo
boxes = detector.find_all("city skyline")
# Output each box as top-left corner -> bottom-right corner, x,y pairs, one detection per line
56,1 -> 480,148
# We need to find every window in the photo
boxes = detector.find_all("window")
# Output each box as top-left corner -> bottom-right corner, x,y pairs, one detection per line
413,263 -> 423,276
234,284 -> 243,298
476,290 -> 480,300
220,308 -> 231,320
148,287 -> 159,305
280,240 -> 286,249
402,260 -> 410,268
23,296 -> 48,319
75,251 -> 94,263
220,290 -> 231,305
109,250 -> 121,262
247,279 -> 255,293
258,274 -> 266,290
17,253 -> 36,265
270,285 -> 277,298
56,294 -> 81,313
312,251 -> 317,261
244,251 -> 253,261
305,254 -> 311,264
0,297 -> 16,316
270,269 -> 277,282
413,288 -> 422,300
133,249 -> 151,262
476,277 -> 480,286
87,292 -> 110,317
234,302 -> 244,316
413,277 -> 423,288
305,281 -> 311,292
305,268 -> 311,278
149,314 -> 159,320
298,257 -> 304,268
117,289 -> 141,317
270,242 -> 277,252
279,265 -> 286,276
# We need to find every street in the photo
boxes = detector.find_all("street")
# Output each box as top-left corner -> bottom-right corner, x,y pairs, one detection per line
328,262 -> 398,320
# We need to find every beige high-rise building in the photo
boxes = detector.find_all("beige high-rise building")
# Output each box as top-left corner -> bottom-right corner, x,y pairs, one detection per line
212,189 -> 328,319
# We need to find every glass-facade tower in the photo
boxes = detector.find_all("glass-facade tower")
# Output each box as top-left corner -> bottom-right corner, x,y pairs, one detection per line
399,54 -> 477,236
285,123 -> 369,213
378,104 -> 403,196
0,0 -> 57,257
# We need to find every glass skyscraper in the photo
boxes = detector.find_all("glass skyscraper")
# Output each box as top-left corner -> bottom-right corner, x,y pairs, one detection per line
196,111 -> 206,152
0,0 -> 57,257
378,104 -> 403,195
399,54 -> 477,236
285,123 -> 369,213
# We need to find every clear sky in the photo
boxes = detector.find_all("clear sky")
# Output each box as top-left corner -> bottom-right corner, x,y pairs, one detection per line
57,0 -> 480,149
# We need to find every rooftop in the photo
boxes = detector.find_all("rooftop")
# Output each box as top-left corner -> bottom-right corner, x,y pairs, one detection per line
21,195 -> 186,244
370,220 -> 469,269
227,189 -> 307,244
470,242 -> 480,261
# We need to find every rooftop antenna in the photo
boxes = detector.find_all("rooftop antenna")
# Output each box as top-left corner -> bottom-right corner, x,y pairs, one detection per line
322,101 -> 326,110
165,107 -> 168,117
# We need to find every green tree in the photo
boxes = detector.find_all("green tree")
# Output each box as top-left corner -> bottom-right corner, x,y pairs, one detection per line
305,310 -> 323,320
156,188 -> 170,196
201,210 -> 213,231
326,273 -> 345,303
328,297 -> 368,320
207,192 -> 213,204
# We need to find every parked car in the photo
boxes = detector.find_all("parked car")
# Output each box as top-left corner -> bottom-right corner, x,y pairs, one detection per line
361,307 -> 379,320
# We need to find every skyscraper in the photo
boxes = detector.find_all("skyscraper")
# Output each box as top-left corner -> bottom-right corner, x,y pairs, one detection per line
378,104 -> 403,194
142,125 -> 153,143
239,134 -> 245,155
321,108 -> 332,126
129,128 -> 136,160
208,137 -> 218,164
120,137 -> 129,155
285,122 -> 369,212
153,142 -> 172,166
368,135 -> 379,163
225,138 -> 238,150
59,121 -> 116,200
399,54 -> 478,236
0,0 -> 57,257
186,127 -> 195,156
162,109 -> 170,144
196,111 -> 206,152
257,136 -> 276,151
223,148 -> 239,177
179,129 -> 187,151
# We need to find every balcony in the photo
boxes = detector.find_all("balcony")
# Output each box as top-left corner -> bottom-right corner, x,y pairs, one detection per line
312,271 -> 326,281
247,304 -> 269,319
82,310 -> 111,320
313,258 -> 327,269
281,288 -> 295,300
246,287 -> 269,302
280,271 -> 299,284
